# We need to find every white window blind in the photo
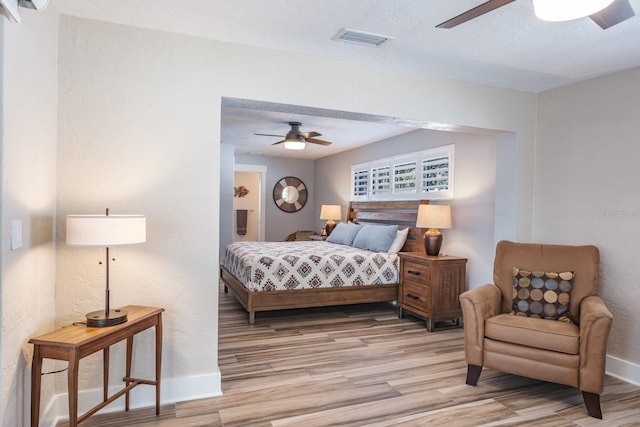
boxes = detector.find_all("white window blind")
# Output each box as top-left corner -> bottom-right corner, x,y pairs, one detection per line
421,155 -> 449,193
393,160 -> 417,194
352,168 -> 369,200
351,144 -> 454,201
371,165 -> 391,198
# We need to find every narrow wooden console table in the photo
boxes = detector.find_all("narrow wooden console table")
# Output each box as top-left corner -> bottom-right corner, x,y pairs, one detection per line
29,305 -> 164,427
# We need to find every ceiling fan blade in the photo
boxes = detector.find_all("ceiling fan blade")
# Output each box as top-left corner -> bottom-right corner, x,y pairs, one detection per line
300,131 -> 321,138
436,0 -> 516,28
271,139 -> 286,145
254,133 -> 285,137
305,138 -> 332,146
590,0 -> 634,29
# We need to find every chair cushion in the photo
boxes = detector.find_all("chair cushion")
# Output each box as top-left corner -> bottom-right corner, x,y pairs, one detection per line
512,268 -> 574,322
485,313 -> 579,355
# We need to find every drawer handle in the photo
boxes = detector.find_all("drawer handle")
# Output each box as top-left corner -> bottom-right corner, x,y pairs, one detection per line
407,293 -> 420,300
408,270 -> 421,276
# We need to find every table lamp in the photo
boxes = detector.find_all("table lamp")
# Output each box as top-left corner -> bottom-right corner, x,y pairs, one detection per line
66,209 -> 146,327
320,204 -> 342,236
416,204 -> 451,256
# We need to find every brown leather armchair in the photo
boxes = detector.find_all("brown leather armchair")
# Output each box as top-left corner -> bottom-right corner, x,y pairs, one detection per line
459,240 -> 613,418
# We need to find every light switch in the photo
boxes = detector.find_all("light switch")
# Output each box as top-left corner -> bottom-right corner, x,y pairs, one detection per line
11,220 -> 22,250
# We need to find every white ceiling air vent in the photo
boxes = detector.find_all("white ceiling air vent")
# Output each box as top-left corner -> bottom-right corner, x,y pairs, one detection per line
332,28 -> 393,47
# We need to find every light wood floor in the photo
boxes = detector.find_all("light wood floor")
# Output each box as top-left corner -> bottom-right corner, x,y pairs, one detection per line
58,283 -> 640,426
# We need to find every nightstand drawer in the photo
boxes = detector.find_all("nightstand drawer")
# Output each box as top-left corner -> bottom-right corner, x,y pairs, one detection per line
401,280 -> 432,314
402,261 -> 431,282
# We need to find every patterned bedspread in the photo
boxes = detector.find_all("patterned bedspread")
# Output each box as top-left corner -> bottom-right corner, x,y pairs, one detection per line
223,241 -> 399,292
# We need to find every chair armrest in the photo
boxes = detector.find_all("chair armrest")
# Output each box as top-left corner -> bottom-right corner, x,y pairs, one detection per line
579,295 -> 613,394
459,284 -> 502,366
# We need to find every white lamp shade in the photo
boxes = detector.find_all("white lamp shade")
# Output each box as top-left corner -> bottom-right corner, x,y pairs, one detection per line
532,0 -> 615,21
66,215 -> 146,247
416,204 -> 451,229
320,205 -> 342,221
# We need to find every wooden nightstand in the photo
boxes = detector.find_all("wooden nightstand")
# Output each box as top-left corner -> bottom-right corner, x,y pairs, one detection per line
308,234 -> 326,241
398,252 -> 467,331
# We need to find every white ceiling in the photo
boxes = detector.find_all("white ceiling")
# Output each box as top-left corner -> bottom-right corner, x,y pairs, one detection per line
51,0 -> 640,159
220,100 -> 418,160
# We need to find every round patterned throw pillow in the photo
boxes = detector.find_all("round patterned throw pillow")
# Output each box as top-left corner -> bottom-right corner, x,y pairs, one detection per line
511,267 -> 574,322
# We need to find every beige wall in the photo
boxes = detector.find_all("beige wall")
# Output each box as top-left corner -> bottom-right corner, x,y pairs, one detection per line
56,16 -> 223,414
537,68 -> 640,378
0,7 -> 59,427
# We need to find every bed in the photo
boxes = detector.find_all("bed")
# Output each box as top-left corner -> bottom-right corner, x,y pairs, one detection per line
220,200 -> 427,324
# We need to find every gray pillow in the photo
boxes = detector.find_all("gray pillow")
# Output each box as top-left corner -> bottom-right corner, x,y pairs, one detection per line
352,224 -> 399,252
326,222 -> 363,246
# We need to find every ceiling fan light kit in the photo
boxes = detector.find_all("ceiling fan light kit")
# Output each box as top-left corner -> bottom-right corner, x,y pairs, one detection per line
283,136 -> 306,150
254,121 -> 332,151
532,0 -> 615,21
436,0 -> 633,29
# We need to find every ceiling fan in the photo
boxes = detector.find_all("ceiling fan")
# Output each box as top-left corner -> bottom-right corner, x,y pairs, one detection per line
436,0 -> 635,30
254,122 -> 332,150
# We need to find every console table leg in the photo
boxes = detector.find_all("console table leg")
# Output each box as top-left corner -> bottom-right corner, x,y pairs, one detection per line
155,315 -> 163,415
125,336 -> 133,411
31,346 -> 42,427
68,349 -> 80,427
103,347 -> 109,402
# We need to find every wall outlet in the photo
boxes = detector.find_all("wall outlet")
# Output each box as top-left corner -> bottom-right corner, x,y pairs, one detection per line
11,220 -> 22,250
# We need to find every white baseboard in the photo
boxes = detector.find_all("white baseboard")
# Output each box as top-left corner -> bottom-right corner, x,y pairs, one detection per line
37,356 -> 640,426
606,354 -> 640,387
41,371 -> 222,427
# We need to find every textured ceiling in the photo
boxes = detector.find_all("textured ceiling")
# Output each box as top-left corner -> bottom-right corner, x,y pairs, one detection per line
220,99 -> 503,159
51,0 -> 640,159
221,100 -> 417,160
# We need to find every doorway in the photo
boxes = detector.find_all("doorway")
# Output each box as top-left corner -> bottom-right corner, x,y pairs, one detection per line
233,164 -> 266,242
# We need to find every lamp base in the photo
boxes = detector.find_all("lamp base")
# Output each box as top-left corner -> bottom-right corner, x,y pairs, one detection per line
423,232 -> 443,256
325,221 -> 336,236
86,308 -> 128,327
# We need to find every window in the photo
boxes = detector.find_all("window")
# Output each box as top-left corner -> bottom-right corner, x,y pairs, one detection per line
393,159 -> 417,194
371,165 -> 391,198
422,155 -> 449,194
352,168 -> 368,199
351,144 -> 454,201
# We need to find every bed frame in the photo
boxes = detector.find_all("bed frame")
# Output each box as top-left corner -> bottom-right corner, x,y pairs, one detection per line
220,200 -> 427,324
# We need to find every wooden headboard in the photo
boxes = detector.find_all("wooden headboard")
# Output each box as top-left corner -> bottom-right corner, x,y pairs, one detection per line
346,200 -> 428,253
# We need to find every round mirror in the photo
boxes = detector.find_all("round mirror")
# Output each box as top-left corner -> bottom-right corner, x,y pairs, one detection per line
273,176 -> 307,213
282,186 -> 299,203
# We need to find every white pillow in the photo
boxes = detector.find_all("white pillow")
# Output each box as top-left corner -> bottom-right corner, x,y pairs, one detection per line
387,227 -> 409,253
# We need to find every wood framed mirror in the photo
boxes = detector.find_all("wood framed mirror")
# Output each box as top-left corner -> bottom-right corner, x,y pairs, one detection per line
273,176 -> 308,213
